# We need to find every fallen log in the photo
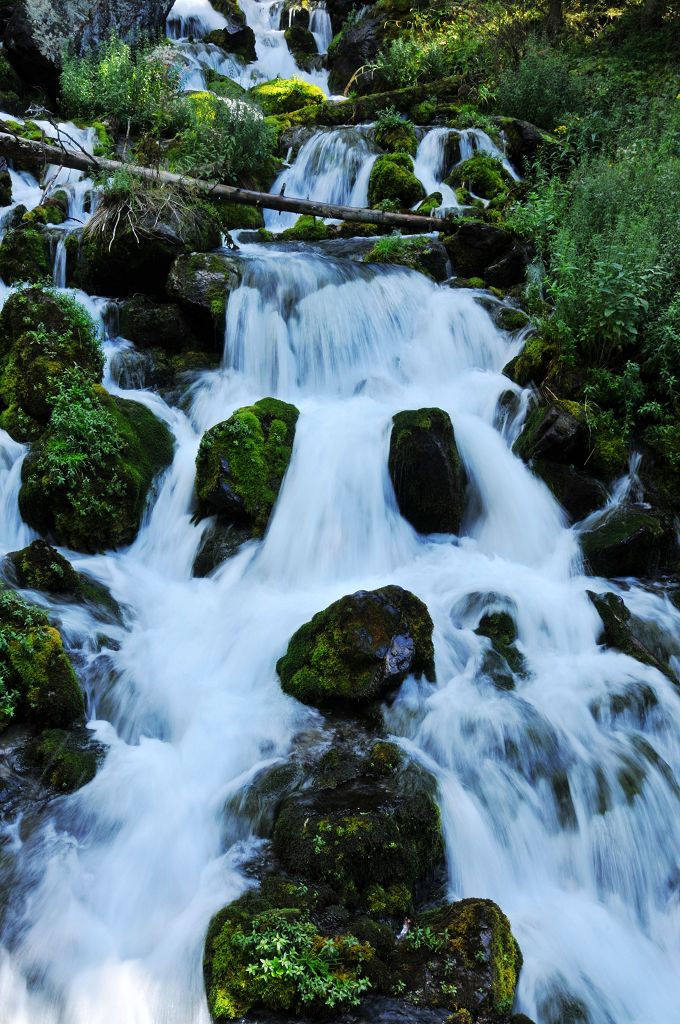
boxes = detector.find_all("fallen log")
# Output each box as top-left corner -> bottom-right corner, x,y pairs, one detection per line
0,125 -> 448,233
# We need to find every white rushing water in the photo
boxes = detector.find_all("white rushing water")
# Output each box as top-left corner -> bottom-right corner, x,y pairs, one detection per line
1,6 -> 680,1024
0,235 -> 679,1024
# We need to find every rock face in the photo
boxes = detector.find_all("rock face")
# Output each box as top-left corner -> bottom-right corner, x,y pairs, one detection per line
475,609 -> 527,690
195,397 -> 299,533
118,296 -> 201,354
167,251 -> 243,348
580,506 -> 677,579
388,408 -> 467,534
444,221 -> 529,287
276,585 -> 435,707
4,0 -> 174,92
328,12 -> 382,93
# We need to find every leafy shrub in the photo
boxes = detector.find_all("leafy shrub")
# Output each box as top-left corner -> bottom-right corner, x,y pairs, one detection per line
61,36 -> 184,134
496,40 -> 585,130
172,92 -> 275,185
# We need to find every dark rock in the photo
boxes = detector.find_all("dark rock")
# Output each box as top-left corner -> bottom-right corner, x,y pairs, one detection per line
167,251 -> 242,348
580,505 -> 678,578
503,336 -> 556,387
4,0 -> 174,93
532,461 -> 609,523
588,590 -> 673,679
475,609 -> 526,689
192,520 -> 253,576
204,24 -> 256,62
485,241 -> 530,288
513,401 -> 588,465
328,13 -> 382,93
444,220 -> 516,281
495,116 -> 561,173
388,408 -> 467,534
5,540 -> 120,619
118,295 -> 201,353
25,726 -> 104,792
276,585 -> 435,707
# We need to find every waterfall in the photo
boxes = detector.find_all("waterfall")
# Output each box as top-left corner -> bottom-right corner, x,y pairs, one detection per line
310,3 -> 332,52
265,127 -> 380,229
412,126 -> 462,210
167,0 -> 229,38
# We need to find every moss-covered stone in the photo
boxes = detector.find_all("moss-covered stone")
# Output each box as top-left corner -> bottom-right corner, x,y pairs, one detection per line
363,235 -> 448,280
475,610 -> 526,690
503,335 -> 556,387
27,728 -> 102,792
279,214 -> 333,241
394,898 -> 523,1018
367,153 -> 425,209
195,397 -> 299,532
248,77 -> 326,115
118,295 -> 201,353
513,400 -> 588,466
276,585 -> 435,707
580,506 -> 677,578
213,202 -> 264,231
447,154 -> 512,201
375,119 -> 417,156
416,191 -> 443,215
6,539 -> 82,594
273,744 -> 442,905
166,251 -> 242,347
19,381 -> 173,553
0,224 -> 49,284
0,287 -> 104,441
389,408 -> 467,534
443,220 -> 518,282
204,23 -> 257,62
587,590 -> 673,679
284,22 -> 317,60
0,586 -> 83,732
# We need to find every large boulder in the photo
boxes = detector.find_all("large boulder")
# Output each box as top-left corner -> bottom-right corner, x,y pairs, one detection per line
0,223 -> 49,284
276,585 -> 435,707
388,408 -> 467,534
118,295 -> 201,353
4,0 -> 174,93
368,153 -> 425,209
19,378 -> 173,552
0,287 -> 104,441
195,397 -> 299,534
0,586 -> 83,731
247,77 -> 326,115
167,251 -> 242,348
444,220 -> 529,286
580,506 -> 677,579
78,196 -> 222,298
327,12 -> 382,93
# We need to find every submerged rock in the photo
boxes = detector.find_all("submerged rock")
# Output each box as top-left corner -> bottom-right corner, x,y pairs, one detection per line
26,726 -> 103,792
0,587 -> 83,731
588,590 -> 673,679
195,397 -> 299,534
276,585 -> 435,707
388,408 -> 467,534
475,609 -> 526,690
580,506 -> 677,578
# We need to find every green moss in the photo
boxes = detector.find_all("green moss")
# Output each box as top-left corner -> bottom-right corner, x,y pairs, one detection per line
503,335 -> 555,387
0,587 -> 83,732
279,215 -> 333,241
363,234 -> 431,274
276,585 -> 435,707
0,225 -> 49,284
475,611 -> 526,689
28,728 -> 100,792
368,153 -> 425,209
447,154 -> 512,201
195,397 -> 298,532
19,377 -> 173,553
284,23 -> 317,57
248,77 -> 325,115
580,507 -> 675,578
0,287 -> 104,441
375,120 -> 417,156
7,540 -> 82,594
416,191 -> 443,215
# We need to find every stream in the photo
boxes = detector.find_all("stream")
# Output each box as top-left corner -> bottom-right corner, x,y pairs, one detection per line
1,3 -> 680,1023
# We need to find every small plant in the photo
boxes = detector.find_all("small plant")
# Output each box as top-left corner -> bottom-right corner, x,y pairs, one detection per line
404,925 -> 449,953
441,981 -> 458,998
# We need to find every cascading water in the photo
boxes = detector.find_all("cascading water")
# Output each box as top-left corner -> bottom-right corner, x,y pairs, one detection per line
309,3 -> 332,53
1,226 -> 679,1023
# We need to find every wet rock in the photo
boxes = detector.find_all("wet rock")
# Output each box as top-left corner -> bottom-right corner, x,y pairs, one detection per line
363,237 -> 449,281
167,251 -> 243,348
475,609 -> 526,690
328,12 -> 382,93
495,116 -> 562,173
195,397 -> 299,533
588,590 -> 673,679
25,726 -> 104,792
444,220 -> 528,285
276,585 -> 435,707
388,408 -> 467,534
5,540 -> 120,619
118,295 -> 201,353
580,505 -> 678,578
532,461 -> 609,522
485,242 -> 530,288
4,0 -> 174,93
503,336 -> 556,387
513,401 -> 588,465
368,153 -> 425,209
192,520 -> 253,576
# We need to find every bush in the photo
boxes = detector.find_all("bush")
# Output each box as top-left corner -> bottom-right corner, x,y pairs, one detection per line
61,36 -> 184,134
496,40 -> 585,130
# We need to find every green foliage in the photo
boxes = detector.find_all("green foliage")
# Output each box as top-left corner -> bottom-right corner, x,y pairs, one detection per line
0,226 -> 49,285
496,39 -> 585,130
363,234 -> 430,271
248,77 -> 325,114
60,36 -> 184,134
404,925 -> 449,952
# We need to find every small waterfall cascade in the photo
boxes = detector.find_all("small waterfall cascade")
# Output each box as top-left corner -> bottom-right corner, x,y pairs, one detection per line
412,126 -> 462,211
167,0 -> 230,38
265,126 -> 380,229
309,2 -> 333,52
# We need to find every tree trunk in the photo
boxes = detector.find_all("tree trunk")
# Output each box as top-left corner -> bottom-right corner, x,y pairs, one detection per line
546,0 -> 564,35
0,124 -> 447,234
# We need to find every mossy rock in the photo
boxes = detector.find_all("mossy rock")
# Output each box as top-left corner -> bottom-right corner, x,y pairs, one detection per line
19,382 -> 173,553
272,744 -> 443,906
447,154 -> 512,201
284,23 -> 317,56
276,585 -> 435,707
368,153 -> 425,209
0,224 -> 49,284
0,287 -> 104,441
475,610 -> 526,690
587,590 -> 673,679
374,119 -> 417,156
279,214 -> 334,241
213,202 -> 264,231
394,898 -> 523,1018
21,190 -> 69,226
204,25 -> 257,62
363,236 -> 448,280
503,335 -> 556,387
78,198 -> 222,297
248,77 -> 326,115
0,170 -> 12,206
195,397 -> 299,532
5,540 -> 120,618
166,251 -> 242,348
0,586 -> 83,732
204,885 -> 375,1021
580,506 -> 677,578
389,408 -> 467,534
118,295 -> 201,354
27,727 -> 103,792
416,191 -> 443,215
512,401 -> 588,466
443,220 -> 514,280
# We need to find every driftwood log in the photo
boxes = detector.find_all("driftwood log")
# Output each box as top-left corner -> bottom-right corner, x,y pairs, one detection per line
0,125 -> 449,233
